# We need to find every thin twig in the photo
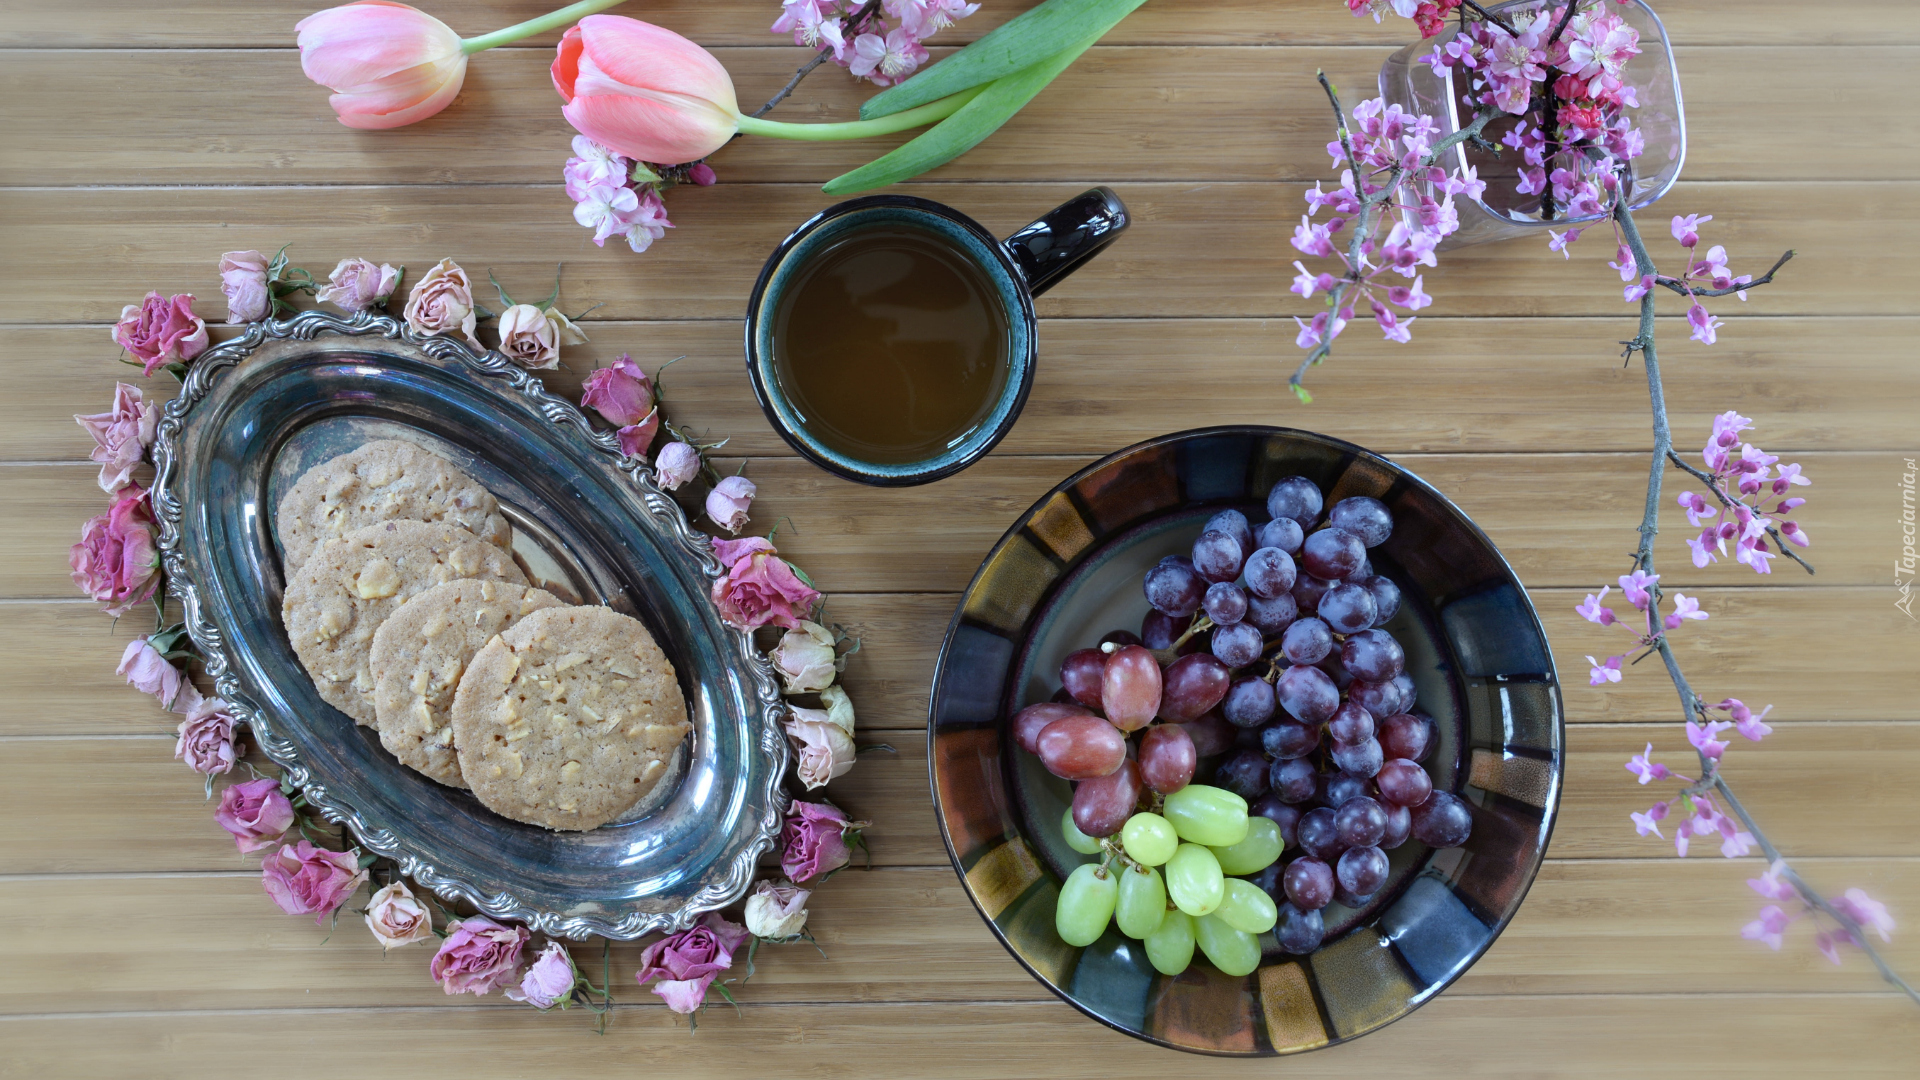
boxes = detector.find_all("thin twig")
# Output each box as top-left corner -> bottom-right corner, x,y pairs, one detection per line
1653,249 -> 1797,299
1663,448 -> 1817,575
1616,197 -> 1916,1007
753,0 -> 884,118
1459,0 -> 1520,36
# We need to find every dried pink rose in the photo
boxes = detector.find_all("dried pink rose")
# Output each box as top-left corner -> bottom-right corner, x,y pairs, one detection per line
709,537 -> 819,631
507,941 -> 576,1008
316,257 -> 401,312
784,706 -> 854,790
634,912 -> 750,1014
742,879 -> 810,939
218,250 -> 272,324
780,799 -> 857,884
364,881 -> 436,949
114,292 -> 209,375
175,695 -> 237,775
706,475 -> 756,533
213,777 -> 294,853
580,354 -> 654,427
431,916 -> 529,995
772,621 -> 837,694
118,636 -> 191,713
260,840 -> 368,925
655,441 -> 701,490
618,412 -> 660,459
402,258 -> 480,348
495,303 -> 588,370
72,485 -> 161,617
75,383 -> 158,494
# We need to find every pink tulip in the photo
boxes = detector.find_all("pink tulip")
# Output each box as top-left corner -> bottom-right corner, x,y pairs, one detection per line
552,16 -> 742,165
297,2 -> 468,130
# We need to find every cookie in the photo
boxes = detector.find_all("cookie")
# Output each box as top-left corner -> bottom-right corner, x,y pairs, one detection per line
276,439 -> 512,572
452,606 -> 690,831
284,520 -> 528,726
369,579 -> 568,788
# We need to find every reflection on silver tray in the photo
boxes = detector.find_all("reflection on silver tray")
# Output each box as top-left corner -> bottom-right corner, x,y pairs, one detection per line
150,310 -> 789,939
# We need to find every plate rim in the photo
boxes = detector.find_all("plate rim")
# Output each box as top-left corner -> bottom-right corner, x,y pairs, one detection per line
924,423 -> 1565,1055
149,308 -> 791,940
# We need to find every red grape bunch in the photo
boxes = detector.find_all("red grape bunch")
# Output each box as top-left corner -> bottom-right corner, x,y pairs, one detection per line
1010,476 -> 1473,970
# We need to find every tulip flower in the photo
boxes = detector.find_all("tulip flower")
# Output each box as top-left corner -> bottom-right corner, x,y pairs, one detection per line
553,16 -> 984,166
297,0 -> 629,129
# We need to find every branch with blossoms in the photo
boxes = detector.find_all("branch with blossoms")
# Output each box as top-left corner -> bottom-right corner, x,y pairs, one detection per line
1327,1 -> 1914,1001
1295,1 -> 1780,399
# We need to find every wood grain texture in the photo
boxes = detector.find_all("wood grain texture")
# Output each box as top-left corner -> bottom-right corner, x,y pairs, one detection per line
4,0 -> 1917,1070
6,46 -> 1913,185
5,857 -> 1917,1015
5,722 -> 1916,876
1,995 -> 1915,1079
2,181 -> 1909,323
1,0 -> 1910,48
8,451 -> 1900,597
15,318 -> 1919,463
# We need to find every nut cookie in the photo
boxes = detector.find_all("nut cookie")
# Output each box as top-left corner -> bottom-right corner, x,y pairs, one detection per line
452,606 -> 690,831
276,439 -> 512,572
284,520 -> 528,726
369,579 -> 568,788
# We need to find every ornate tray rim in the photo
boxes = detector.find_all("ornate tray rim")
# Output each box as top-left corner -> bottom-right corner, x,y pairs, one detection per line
149,308 -> 790,940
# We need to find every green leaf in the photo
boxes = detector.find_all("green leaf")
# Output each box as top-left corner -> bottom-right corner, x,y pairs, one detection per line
630,161 -> 662,185
859,0 -> 1148,119
824,34 -> 1104,196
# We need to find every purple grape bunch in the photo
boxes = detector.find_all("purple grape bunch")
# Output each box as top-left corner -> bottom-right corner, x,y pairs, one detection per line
1010,476 -> 1472,968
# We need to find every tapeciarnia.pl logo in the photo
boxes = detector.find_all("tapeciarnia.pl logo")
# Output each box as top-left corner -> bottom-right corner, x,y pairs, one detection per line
1899,458 -> 1917,619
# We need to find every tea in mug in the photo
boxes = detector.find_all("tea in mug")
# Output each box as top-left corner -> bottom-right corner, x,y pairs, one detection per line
770,224 -> 1011,466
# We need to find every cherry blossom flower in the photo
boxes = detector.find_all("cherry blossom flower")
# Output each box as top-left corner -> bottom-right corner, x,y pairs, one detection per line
1748,860 -> 1797,903
1686,302 -> 1722,345
1834,889 -> 1896,943
1630,801 -> 1668,838
1577,587 -> 1618,626
1742,905 -> 1791,951
1617,569 -> 1658,610
1662,592 -> 1706,629
848,28 -> 927,86
1625,743 -> 1672,785
1720,698 -> 1773,742
1687,719 -> 1733,760
1586,654 -> 1622,685
1671,213 -> 1711,248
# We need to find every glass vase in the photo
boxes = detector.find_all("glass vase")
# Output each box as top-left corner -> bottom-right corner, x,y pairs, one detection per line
1376,0 -> 1685,249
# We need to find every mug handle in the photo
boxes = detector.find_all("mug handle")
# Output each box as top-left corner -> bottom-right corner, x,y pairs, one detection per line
1002,186 -> 1129,298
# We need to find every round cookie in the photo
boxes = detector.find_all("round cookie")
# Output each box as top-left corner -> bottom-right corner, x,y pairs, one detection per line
284,520 -> 528,726
452,606 -> 690,831
369,579 -> 568,788
276,439 -> 512,572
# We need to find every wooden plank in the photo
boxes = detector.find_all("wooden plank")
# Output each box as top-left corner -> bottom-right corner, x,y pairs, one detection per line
1,0 -> 1909,49
4,722 -> 1917,874
3,857 -> 1914,1014
11,449 -> 1893,598
11,582 -> 1911,739
16,317 -> 1918,464
0,182 -> 1904,323
6,46 -> 1912,186
1,994 -> 1914,1077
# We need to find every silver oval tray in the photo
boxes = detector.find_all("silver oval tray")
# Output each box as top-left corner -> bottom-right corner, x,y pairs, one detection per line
151,310 -> 789,939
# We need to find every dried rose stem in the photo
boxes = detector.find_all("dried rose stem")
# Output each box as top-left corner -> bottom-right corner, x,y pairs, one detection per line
1613,200 -> 1920,1006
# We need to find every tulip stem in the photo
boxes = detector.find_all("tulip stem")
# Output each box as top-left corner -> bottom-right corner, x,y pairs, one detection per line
735,86 -> 986,142
459,0 -> 629,55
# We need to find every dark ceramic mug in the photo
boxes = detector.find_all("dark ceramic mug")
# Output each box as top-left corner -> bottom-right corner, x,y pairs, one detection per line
744,187 -> 1129,486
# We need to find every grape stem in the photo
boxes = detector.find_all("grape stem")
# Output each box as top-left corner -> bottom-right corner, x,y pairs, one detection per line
1613,200 -> 1920,1007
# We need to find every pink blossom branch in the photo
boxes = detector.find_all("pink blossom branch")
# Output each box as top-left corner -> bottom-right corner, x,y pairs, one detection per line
1614,199 -> 1918,1006
1653,247 -> 1796,299
752,0 -> 884,118
1662,447 -> 1816,575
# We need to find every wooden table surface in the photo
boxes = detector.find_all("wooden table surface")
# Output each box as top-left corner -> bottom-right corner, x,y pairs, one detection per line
4,1 -> 1918,1075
